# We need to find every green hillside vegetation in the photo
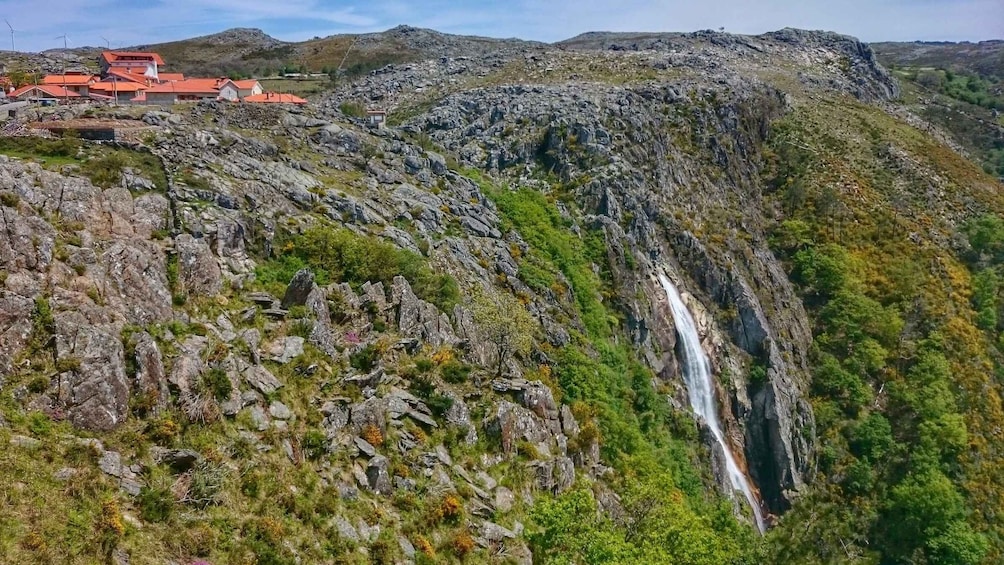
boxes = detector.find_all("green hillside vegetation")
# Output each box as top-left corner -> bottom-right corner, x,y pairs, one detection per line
887,66 -> 1004,177
762,95 -> 1004,564
473,173 -> 765,563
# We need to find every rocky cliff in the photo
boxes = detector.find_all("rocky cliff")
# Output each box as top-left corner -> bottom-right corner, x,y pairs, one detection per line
0,26 -> 999,565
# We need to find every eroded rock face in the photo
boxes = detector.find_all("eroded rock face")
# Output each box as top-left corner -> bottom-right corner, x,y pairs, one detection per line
405,73 -> 818,513
132,332 -> 169,413
100,241 -> 173,325
175,234 -> 222,296
483,400 -> 551,455
54,313 -> 129,431
281,269 -> 314,309
0,292 -> 34,376
391,276 -> 458,347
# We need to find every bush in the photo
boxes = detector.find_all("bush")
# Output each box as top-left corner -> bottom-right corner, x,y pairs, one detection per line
302,429 -> 328,460
361,424 -> 384,447
138,485 -> 174,522
82,153 -> 127,188
440,360 -> 471,384
200,368 -> 232,401
427,393 -> 454,418
26,375 -> 50,393
350,344 -> 379,372
339,101 -> 366,118
257,226 -> 460,311
451,530 -> 475,557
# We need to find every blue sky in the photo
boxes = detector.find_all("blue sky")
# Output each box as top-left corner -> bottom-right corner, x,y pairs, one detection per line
3,0 -> 1000,52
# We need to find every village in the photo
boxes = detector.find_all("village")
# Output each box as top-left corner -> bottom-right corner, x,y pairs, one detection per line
2,49 -> 309,106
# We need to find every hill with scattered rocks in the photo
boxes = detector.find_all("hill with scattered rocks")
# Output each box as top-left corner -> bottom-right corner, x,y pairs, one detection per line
0,25 -> 1002,565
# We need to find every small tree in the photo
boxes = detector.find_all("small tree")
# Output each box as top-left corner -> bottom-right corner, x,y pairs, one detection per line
471,286 -> 535,376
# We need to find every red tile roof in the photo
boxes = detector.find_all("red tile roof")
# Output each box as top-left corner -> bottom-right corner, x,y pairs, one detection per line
158,73 -> 185,82
143,79 -> 221,94
101,51 -> 165,66
105,69 -> 149,84
231,79 -> 260,89
42,74 -> 98,86
243,92 -> 307,104
10,84 -> 80,98
90,81 -> 148,93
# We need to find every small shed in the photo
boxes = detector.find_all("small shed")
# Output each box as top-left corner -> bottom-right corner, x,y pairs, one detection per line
367,109 -> 387,128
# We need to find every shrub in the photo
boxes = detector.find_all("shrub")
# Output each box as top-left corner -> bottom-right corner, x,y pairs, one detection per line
0,192 -> 19,208
440,360 -> 471,384
361,424 -> 384,447
138,485 -> 174,522
302,429 -> 328,460
451,530 -> 475,557
440,494 -> 463,521
350,344 -> 379,372
339,100 -> 366,118
96,499 -> 125,555
28,412 -> 52,436
257,226 -> 460,311
82,153 -> 127,188
415,535 -> 435,557
200,368 -> 232,401
26,375 -> 50,393
427,393 -> 454,418
147,416 -> 180,444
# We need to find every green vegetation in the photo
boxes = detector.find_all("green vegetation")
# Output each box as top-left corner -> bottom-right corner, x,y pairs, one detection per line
0,135 -> 81,166
259,79 -> 329,96
470,286 -> 536,375
473,171 -> 763,558
762,98 -> 1003,564
338,100 -> 367,118
0,136 -> 168,190
890,65 -> 1004,177
255,224 -> 460,311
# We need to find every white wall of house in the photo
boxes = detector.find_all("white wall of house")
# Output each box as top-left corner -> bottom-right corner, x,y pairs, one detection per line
144,92 -> 178,105
218,84 -> 239,101
242,83 -> 263,97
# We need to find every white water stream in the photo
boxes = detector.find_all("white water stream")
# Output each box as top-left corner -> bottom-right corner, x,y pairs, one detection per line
658,272 -> 767,533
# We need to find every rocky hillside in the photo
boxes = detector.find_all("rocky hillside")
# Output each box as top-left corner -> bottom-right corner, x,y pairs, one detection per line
0,26 -> 1002,565
872,40 -> 1004,178
124,25 -> 541,79
872,40 -> 1004,78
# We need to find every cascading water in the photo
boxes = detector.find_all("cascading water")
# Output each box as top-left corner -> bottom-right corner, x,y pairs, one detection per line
658,272 -> 767,533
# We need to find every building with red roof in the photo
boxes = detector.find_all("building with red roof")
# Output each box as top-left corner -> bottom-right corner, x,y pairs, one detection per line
140,79 -> 224,104
100,51 -> 164,80
218,78 -> 263,101
243,92 -> 307,104
88,81 -> 149,103
9,84 -> 81,102
41,73 -> 99,96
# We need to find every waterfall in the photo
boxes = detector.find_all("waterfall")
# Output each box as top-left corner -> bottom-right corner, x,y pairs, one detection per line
657,272 -> 767,533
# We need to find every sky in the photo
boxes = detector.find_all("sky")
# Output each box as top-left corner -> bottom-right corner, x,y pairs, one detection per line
1,0 -> 1000,52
